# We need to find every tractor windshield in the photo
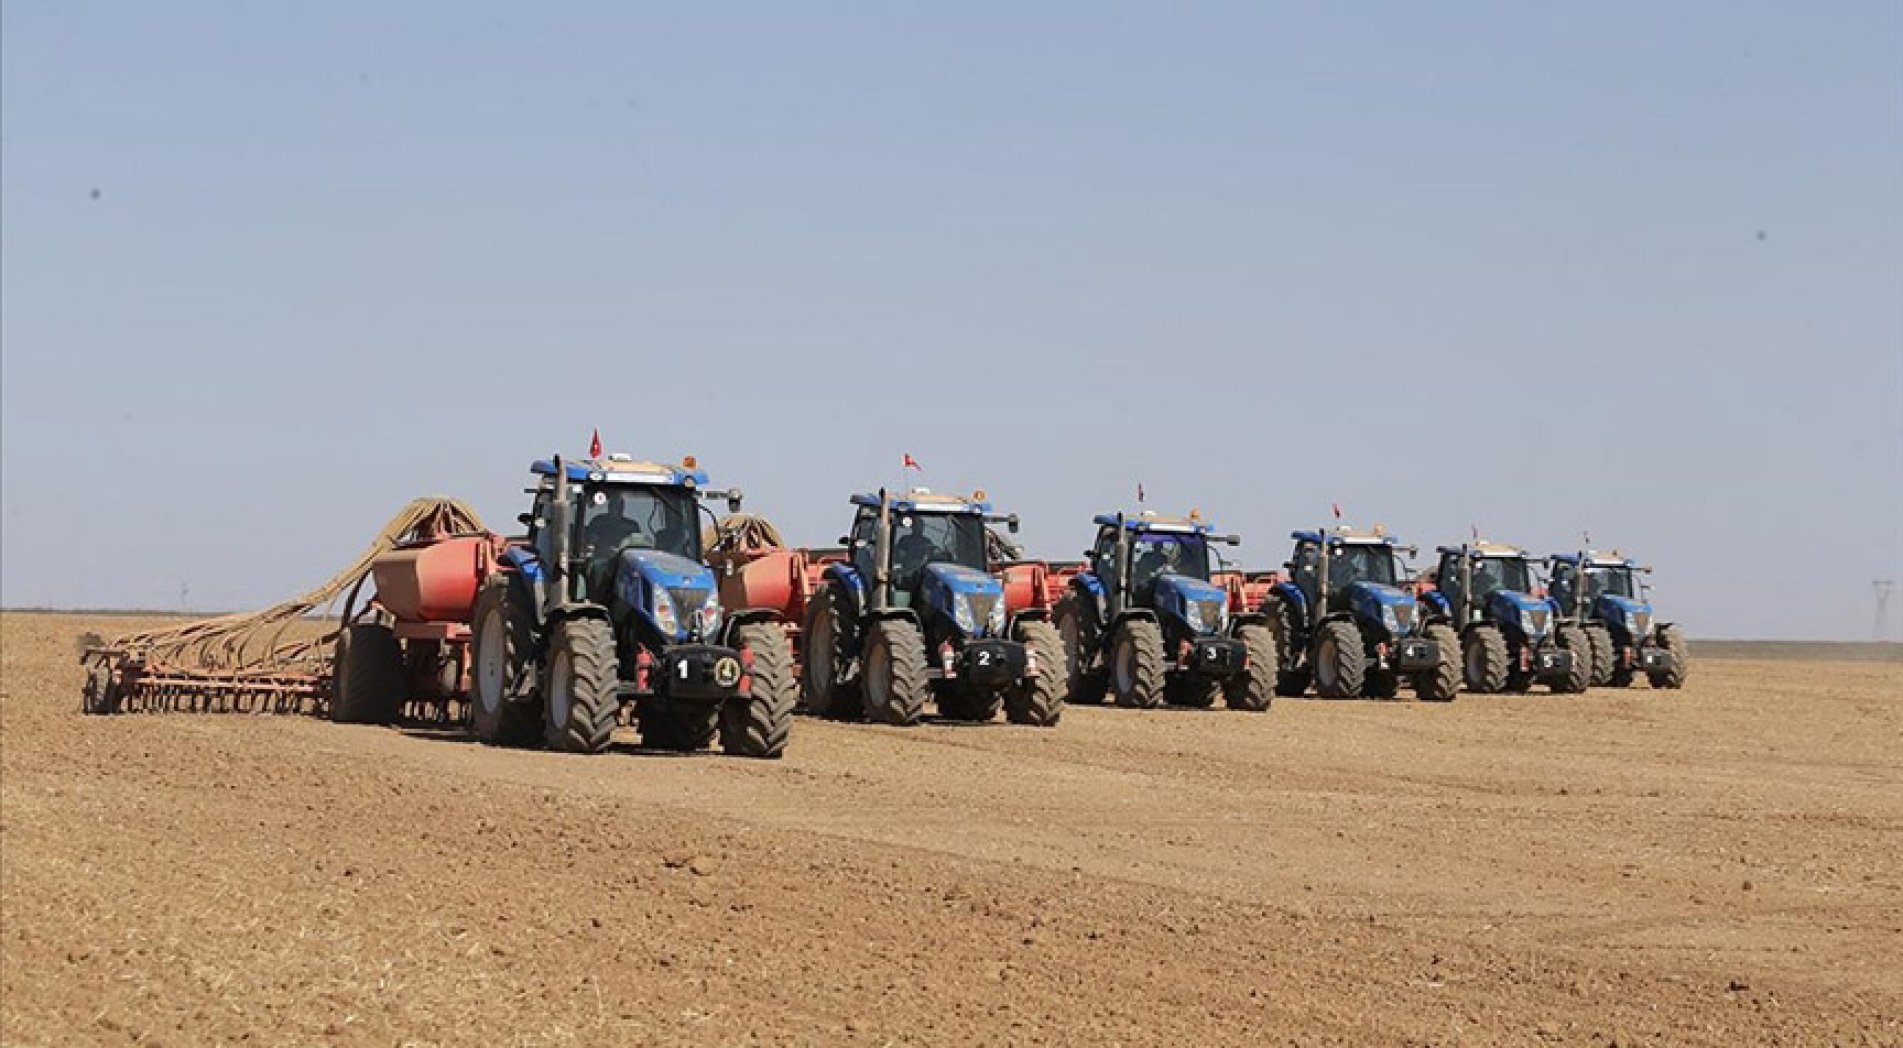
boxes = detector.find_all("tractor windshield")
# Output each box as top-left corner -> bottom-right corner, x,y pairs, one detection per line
1470,555 -> 1532,600
890,511 -> 987,589
579,485 -> 701,563
1586,566 -> 1640,600
1130,532 -> 1211,589
1327,543 -> 1400,589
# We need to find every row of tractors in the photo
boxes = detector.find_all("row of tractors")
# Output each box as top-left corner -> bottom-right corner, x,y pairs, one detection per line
317,450 -> 1688,760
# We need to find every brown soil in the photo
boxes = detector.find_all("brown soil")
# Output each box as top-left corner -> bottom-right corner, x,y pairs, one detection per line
4,612 -> 1899,1046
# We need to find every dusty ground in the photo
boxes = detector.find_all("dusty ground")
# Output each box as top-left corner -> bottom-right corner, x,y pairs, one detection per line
2,613 -> 1899,1047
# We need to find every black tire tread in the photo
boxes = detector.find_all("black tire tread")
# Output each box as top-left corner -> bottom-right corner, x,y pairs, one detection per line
1111,619 -> 1165,709
332,623 -> 405,724
721,623 -> 795,758
543,617 -> 620,753
863,619 -> 930,726
1313,619 -> 1367,699
1005,620 -> 1065,726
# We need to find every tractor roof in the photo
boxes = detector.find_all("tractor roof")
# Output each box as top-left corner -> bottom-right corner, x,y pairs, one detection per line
1293,525 -> 1400,547
851,488 -> 994,515
1437,541 -> 1531,559
531,455 -> 709,488
1550,550 -> 1641,569
1096,510 -> 1214,535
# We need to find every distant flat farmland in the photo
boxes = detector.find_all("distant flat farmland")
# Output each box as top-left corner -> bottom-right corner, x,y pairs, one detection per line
1693,639 -> 1903,662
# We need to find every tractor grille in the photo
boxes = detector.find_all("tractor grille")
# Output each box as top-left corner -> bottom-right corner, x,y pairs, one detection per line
668,587 -> 713,617
967,593 -> 999,635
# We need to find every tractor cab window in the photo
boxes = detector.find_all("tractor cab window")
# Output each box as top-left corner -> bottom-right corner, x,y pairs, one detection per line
1549,560 -> 1579,610
1323,543 -> 1398,611
580,485 -> 701,566
1091,528 -> 1122,589
1587,566 -> 1639,600
1128,532 -> 1211,595
1470,556 -> 1531,601
1290,541 -> 1323,606
870,509 -> 987,599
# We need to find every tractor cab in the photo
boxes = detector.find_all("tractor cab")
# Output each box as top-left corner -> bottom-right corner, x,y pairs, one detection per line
1089,511 -> 1232,634
845,489 -> 1012,637
1548,550 -> 1652,635
1427,542 -> 1550,638
1287,526 -> 1417,628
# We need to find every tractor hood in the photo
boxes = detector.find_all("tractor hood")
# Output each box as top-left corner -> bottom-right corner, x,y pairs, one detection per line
1596,593 -> 1654,641
1154,573 -> 1230,636
1487,589 -> 1555,642
1345,581 -> 1418,639
920,562 -> 1005,638
613,549 -> 720,641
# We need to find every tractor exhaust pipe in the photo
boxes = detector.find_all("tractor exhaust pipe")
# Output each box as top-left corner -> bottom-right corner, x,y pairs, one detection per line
1111,512 -> 1130,617
872,487 -> 892,612
549,454 -> 572,613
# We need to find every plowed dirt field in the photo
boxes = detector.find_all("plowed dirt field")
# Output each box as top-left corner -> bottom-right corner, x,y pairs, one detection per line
3,613 -> 1899,1046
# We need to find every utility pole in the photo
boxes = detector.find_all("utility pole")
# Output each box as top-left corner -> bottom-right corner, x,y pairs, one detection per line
1876,580 -> 1897,642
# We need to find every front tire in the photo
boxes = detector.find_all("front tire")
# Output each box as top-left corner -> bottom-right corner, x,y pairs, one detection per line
1648,624 -> 1689,689
82,660 -> 120,715
1224,624 -> 1277,712
1553,626 -> 1592,694
1109,619 -> 1165,709
1312,620 -> 1367,699
1462,624 -> 1510,693
1584,624 -> 1614,686
332,623 -> 405,724
1006,620 -> 1065,726
862,619 -> 929,725
720,623 -> 794,758
470,577 -> 541,747
1266,598 -> 1310,696
542,617 -> 620,754
1413,623 -> 1460,701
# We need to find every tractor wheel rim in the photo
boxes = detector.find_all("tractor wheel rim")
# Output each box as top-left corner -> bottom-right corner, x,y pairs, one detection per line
475,610 -> 505,714
1465,638 -> 1486,681
549,651 -> 572,729
1316,636 -> 1337,689
1113,637 -> 1135,694
1059,614 -> 1082,687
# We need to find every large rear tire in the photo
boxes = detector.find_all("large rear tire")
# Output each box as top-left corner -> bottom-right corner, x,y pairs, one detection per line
862,619 -> 929,725
1224,624 -> 1277,712
542,617 -> 620,754
1583,624 -> 1614,686
1648,624 -> 1689,689
1413,623 -> 1461,701
801,582 -> 857,717
1266,599 -> 1310,696
720,623 -> 794,758
1462,624 -> 1510,694
332,623 -> 405,724
1006,620 -> 1064,726
1109,619 -> 1165,709
1312,620 -> 1366,699
1054,593 -> 1106,705
1553,626 -> 1592,694
470,577 -> 541,747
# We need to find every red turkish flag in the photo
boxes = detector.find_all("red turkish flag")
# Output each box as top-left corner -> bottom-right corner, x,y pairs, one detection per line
902,453 -> 921,470
589,429 -> 603,458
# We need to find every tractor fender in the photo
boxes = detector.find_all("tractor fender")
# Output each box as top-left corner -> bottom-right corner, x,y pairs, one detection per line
720,607 -> 784,646
1068,574 -> 1108,627
1266,581 -> 1307,620
1108,608 -> 1158,634
1418,589 -> 1452,620
547,601 -> 611,627
1007,607 -> 1051,630
1229,611 -> 1268,631
866,607 -> 922,627
820,563 -> 868,622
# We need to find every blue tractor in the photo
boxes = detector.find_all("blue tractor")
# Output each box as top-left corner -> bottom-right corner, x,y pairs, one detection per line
1051,510 -> 1275,710
1546,550 -> 1687,689
1419,541 -> 1588,694
1260,525 -> 1459,700
467,452 -> 797,757
801,488 -> 1063,727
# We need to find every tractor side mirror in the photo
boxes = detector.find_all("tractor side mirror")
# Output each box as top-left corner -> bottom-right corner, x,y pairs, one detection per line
1219,534 -> 1241,546
838,536 -> 852,547
725,487 -> 745,514
1642,565 -> 1655,573
1006,514 -> 1021,534
1405,545 -> 1419,557
517,512 -> 534,526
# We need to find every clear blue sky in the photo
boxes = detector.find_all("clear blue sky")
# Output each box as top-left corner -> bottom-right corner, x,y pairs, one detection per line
3,3 -> 1899,639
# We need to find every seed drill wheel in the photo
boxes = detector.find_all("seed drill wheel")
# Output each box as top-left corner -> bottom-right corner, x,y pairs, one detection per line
82,660 -> 120,716
720,623 -> 795,758
332,623 -> 405,724
861,619 -> 929,726
1109,619 -> 1165,709
470,578 -> 541,747
542,617 -> 620,754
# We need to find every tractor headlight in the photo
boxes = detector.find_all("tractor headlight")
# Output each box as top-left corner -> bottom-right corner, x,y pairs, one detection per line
1183,598 -> 1205,633
953,593 -> 979,635
987,596 -> 1007,636
698,598 -> 723,640
650,587 -> 679,636
1381,604 -> 1401,636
